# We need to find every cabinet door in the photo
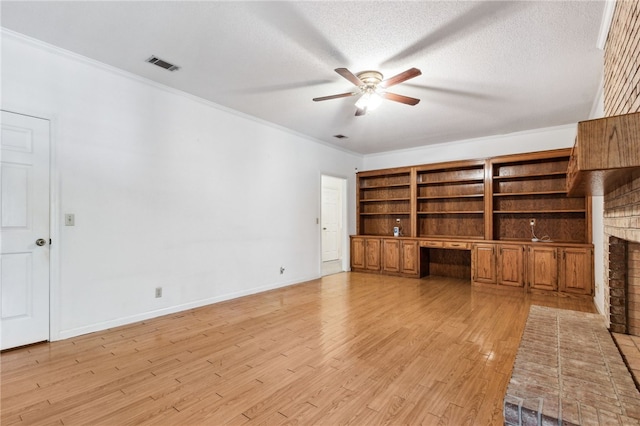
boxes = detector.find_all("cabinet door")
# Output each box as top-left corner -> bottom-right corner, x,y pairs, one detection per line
401,240 -> 419,275
382,239 -> 401,273
498,244 -> 525,287
351,237 -> 366,269
472,243 -> 496,284
559,247 -> 593,295
365,239 -> 382,271
528,246 -> 558,291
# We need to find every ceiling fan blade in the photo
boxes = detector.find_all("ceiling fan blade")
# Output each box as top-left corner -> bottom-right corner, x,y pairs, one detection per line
380,92 -> 421,106
335,68 -> 363,87
313,92 -> 358,102
380,68 -> 422,88
355,107 -> 367,116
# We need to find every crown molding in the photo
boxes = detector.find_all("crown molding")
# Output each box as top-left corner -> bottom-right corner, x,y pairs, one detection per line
596,0 -> 616,50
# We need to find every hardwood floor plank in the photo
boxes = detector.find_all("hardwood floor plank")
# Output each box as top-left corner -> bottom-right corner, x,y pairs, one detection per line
1,272 -> 596,425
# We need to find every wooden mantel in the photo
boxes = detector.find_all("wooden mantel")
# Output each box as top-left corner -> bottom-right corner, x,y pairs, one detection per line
567,111 -> 640,196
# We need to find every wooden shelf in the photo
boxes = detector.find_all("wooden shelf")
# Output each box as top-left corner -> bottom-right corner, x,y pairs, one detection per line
418,211 -> 484,215
360,183 -> 411,189
417,178 -> 483,185
418,194 -> 483,200
494,210 -> 586,214
360,212 -> 411,216
360,198 -> 411,203
493,191 -> 567,197
493,171 -> 566,181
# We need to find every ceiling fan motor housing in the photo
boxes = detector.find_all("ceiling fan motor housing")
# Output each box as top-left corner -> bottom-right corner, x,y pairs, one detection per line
356,71 -> 383,88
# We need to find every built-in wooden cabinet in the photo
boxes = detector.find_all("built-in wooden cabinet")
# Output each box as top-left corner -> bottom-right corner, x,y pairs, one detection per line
351,237 -> 366,269
472,243 -> 496,284
382,239 -> 401,273
528,246 -> 558,291
351,237 -> 381,272
559,247 -> 593,295
400,240 -> 420,275
353,237 -> 422,277
472,243 -> 525,288
471,242 -> 591,295
497,244 -> 525,287
353,149 -> 594,297
365,238 -> 381,271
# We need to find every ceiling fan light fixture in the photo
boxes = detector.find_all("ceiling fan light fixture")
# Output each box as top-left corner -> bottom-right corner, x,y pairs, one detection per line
355,90 -> 383,111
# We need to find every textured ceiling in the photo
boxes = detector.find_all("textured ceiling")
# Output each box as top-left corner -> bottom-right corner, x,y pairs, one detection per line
1,1 -> 605,155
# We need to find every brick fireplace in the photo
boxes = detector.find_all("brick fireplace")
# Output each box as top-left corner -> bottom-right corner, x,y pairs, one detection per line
602,0 -> 640,334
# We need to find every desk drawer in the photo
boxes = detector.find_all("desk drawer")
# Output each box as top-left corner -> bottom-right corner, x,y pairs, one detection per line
443,241 -> 471,250
420,240 -> 444,248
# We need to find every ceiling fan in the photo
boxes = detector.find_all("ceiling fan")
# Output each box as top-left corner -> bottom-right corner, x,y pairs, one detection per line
313,67 -> 422,116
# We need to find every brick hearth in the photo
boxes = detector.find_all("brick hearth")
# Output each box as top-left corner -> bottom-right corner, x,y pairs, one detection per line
504,306 -> 640,425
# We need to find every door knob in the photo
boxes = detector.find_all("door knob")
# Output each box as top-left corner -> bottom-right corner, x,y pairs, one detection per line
36,238 -> 46,246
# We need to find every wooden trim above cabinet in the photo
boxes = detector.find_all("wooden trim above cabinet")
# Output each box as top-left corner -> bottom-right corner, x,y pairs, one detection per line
567,112 -> 640,196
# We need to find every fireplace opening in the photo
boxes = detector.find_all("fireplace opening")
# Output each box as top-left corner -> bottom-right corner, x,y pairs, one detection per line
609,237 -> 640,334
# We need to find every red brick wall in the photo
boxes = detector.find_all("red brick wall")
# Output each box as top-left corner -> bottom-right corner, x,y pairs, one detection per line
604,0 -> 640,332
603,0 -> 640,242
603,0 -> 640,117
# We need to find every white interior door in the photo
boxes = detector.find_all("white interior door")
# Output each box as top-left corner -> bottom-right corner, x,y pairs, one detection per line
322,176 -> 344,263
321,187 -> 340,262
1,111 -> 50,350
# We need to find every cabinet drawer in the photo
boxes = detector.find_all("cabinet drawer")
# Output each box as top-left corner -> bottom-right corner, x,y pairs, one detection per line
443,241 -> 471,250
420,240 -> 443,248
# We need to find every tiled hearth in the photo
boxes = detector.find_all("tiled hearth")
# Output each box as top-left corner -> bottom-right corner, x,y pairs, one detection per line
613,333 -> 640,391
504,306 -> 640,425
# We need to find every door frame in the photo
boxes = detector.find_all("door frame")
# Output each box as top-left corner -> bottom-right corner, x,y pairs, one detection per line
319,174 -> 349,274
3,107 -> 60,343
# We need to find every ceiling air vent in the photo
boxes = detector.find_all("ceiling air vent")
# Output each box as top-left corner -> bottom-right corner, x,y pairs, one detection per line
333,134 -> 348,139
146,56 -> 180,71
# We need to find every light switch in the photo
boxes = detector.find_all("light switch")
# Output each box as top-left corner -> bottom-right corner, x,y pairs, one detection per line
65,214 -> 75,226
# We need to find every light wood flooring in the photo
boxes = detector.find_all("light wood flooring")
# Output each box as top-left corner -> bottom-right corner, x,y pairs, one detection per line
1,272 -> 596,425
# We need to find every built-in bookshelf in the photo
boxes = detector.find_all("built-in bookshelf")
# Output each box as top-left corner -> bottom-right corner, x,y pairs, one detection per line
355,149 -> 590,244
357,167 -> 413,237
415,161 -> 485,239
491,151 -> 588,243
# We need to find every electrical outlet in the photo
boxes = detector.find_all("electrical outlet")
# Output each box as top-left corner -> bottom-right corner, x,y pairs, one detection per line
529,218 -> 536,227
65,213 -> 75,226
280,266 -> 285,275
155,287 -> 162,298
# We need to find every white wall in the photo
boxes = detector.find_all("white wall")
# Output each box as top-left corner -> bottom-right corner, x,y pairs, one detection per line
2,32 -> 362,340
363,124 -> 577,171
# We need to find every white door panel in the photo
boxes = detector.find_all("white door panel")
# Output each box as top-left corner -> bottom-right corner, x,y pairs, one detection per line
321,186 -> 340,262
1,111 -> 50,350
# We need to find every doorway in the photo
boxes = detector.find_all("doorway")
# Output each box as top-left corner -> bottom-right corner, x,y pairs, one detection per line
1,111 -> 51,350
321,175 -> 347,276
